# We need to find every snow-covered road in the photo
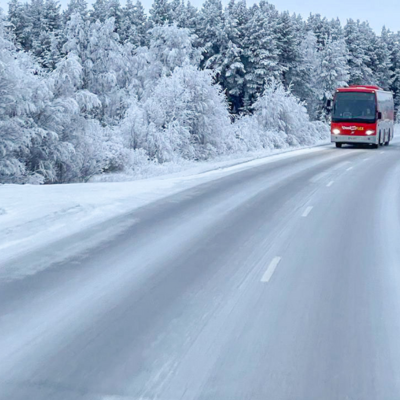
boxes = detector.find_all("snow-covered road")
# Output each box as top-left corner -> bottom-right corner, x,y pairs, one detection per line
2,139 -> 400,399
0,144 -> 328,277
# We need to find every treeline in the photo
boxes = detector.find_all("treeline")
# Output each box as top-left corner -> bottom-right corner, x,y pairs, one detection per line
1,0 -> 398,184
7,0 -> 400,113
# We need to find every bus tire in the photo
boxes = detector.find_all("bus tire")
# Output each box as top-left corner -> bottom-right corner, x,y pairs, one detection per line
335,143 -> 342,148
372,143 -> 379,149
385,130 -> 390,146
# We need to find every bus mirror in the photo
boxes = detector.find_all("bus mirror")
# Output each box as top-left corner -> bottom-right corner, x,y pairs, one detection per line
326,99 -> 333,110
377,111 -> 382,120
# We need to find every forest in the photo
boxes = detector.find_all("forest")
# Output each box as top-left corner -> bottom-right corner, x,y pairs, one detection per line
1,0 -> 399,184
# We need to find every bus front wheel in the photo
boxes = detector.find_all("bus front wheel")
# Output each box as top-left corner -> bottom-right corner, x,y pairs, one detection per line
335,143 -> 342,148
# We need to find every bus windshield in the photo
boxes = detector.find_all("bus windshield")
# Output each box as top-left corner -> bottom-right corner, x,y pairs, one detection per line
332,92 -> 376,123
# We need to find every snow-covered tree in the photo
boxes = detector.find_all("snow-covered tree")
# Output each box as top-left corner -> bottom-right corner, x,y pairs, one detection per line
62,11 -> 90,73
41,31 -> 62,70
196,0 -> 227,70
252,80 -> 327,147
345,19 -> 374,85
315,38 -> 349,120
49,35 -> 128,182
42,0 -> 62,32
0,15 -> 74,183
62,13 -> 131,123
120,0 -> 148,46
7,0 -> 31,49
149,0 -> 170,26
358,22 -> 392,90
148,23 -> 200,72
132,0 -> 149,45
217,0 -> 247,113
122,65 -> 231,162
168,0 -> 184,25
107,0 -> 123,33
242,1 -> 280,110
181,1 -> 198,30
381,28 -> 400,110
90,0 -> 109,23
9,0 -> 63,68
290,31 -> 320,118
0,24 -> 36,182
307,13 -> 331,50
63,0 -> 88,24
84,18 -> 129,123
128,24 -> 200,101
330,17 -> 343,41
275,10 -> 301,87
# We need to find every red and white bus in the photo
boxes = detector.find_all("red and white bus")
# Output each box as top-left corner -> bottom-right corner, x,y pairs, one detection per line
330,85 -> 394,148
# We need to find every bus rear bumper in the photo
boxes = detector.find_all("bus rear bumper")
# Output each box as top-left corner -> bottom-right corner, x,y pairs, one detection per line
331,135 -> 377,145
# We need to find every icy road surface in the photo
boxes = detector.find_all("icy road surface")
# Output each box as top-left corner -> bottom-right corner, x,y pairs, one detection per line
1,141 -> 400,399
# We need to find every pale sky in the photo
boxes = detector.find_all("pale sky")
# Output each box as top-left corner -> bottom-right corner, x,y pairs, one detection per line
0,0 -> 397,33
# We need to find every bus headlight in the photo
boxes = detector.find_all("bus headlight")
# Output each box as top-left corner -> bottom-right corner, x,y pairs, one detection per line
366,130 -> 375,135
332,128 -> 341,135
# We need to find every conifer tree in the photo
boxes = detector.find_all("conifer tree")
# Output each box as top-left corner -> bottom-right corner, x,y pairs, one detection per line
149,0 -> 170,26
344,19 -> 374,84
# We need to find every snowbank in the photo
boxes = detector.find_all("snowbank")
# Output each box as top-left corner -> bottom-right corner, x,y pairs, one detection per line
0,143 -> 329,272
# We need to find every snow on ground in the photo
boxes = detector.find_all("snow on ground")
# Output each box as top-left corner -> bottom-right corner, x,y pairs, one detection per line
1,142 -> 329,270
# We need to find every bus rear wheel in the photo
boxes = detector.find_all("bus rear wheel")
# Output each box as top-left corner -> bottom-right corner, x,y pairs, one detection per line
385,130 -> 390,146
335,143 -> 342,148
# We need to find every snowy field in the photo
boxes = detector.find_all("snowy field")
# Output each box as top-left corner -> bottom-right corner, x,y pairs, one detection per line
0,143 -> 329,269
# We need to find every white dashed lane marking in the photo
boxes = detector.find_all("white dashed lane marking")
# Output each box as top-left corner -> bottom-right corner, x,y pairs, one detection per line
302,206 -> 313,217
261,257 -> 282,283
